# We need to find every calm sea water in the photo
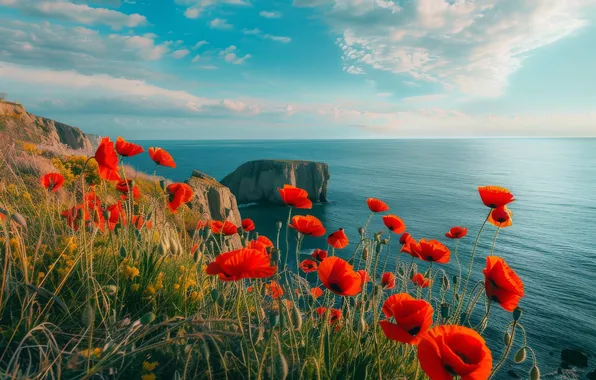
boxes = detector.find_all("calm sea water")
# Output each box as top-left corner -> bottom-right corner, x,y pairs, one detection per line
128,139 -> 596,376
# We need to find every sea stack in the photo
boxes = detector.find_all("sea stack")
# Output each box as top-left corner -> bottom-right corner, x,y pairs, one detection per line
221,160 -> 330,205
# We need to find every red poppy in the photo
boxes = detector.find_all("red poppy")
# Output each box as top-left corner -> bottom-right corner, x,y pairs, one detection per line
300,259 -> 318,273
445,226 -> 467,239
316,307 -> 341,325
367,198 -> 389,213
40,173 -> 65,192
418,325 -> 493,380
411,239 -> 450,263
206,248 -> 277,281
148,147 -> 176,168
310,287 -> 323,298
289,215 -> 326,237
478,185 -> 515,208
221,220 -> 238,235
278,184 -> 312,209
327,228 -> 349,249
399,232 -> 412,245
488,206 -> 513,228
106,201 -> 125,230
383,214 -> 406,234
132,215 -> 150,230
0,208 -> 7,222
311,248 -> 328,261
380,293 -> 434,345
196,220 -> 209,230
381,272 -> 396,289
411,273 -> 432,288
116,180 -> 141,200
94,137 -> 121,181
61,205 -> 89,231
246,240 -> 268,254
401,237 -> 421,259
84,190 -> 102,210
241,218 -> 255,232
166,183 -> 193,213
358,270 -> 371,283
257,235 -> 274,247
247,286 -> 254,293
265,281 -> 284,299
484,256 -> 524,312
115,136 -> 144,157
318,256 -> 362,296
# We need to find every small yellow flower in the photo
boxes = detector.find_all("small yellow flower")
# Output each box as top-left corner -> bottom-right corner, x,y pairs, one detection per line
131,284 -> 140,292
122,265 -> 140,280
144,285 -> 156,296
142,361 -> 159,372
22,192 -> 31,201
173,284 -> 180,291
9,238 -> 20,250
179,265 -> 185,272
154,272 -> 164,290
141,374 -> 156,380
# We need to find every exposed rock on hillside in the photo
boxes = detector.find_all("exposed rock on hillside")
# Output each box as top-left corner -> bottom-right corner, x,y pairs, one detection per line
221,160 -> 330,205
0,100 -> 99,154
187,170 -> 243,250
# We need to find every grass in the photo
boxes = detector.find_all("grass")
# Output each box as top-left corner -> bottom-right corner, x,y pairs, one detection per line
0,141 -> 539,380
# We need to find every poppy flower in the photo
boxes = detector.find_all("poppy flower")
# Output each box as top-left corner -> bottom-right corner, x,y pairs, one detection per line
399,232 -> 412,245
412,273 -> 432,288
367,198 -> 389,213
106,201 -> 125,230
115,136 -> 144,157
488,206 -> 513,228
478,185 -> 515,208
196,220 -> 209,230
94,137 -> 121,181
116,180 -> 141,200
380,293 -> 434,345
265,281 -> 284,299
241,218 -> 255,232
246,240 -> 269,254
206,248 -> 277,281
0,208 -> 7,222
445,226 -> 467,239
311,248 -> 328,261
247,286 -> 254,293
417,325 -> 493,380
40,173 -> 65,192
84,191 -> 102,210
383,214 -> 406,234
358,270 -> 371,283
61,205 -> 89,231
310,287 -> 323,298
148,147 -> 176,168
132,215 -> 150,230
165,183 -> 193,213
382,272 -> 395,289
327,228 -> 349,249
401,237 -> 421,259
257,235 -> 274,247
316,307 -> 341,325
278,184 -> 312,209
300,259 -> 318,273
484,256 -> 524,312
289,215 -> 326,237
221,220 -> 238,235
318,256 -> 362,296
411,239 -> 450,263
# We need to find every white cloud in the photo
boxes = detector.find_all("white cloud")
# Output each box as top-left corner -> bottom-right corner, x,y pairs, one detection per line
198,65 -> 218,70
376,92 -> 392,97
307,0 -> 594,97
243,28 -> 262,35
345,65 -> 364,75
191,54 -> 200,63
218,45 -> 252,64
243,28 -> 291,43
184,7 -> 200,18
193,40 -> 208,49
210,18 -> 233,29
1,0 -> 148,30
172,49 -> 190,59
259,10 -> 281,18
178,0 -> 250,19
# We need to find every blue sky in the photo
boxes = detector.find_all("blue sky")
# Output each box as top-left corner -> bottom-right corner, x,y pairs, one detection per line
1,0 -> 595,139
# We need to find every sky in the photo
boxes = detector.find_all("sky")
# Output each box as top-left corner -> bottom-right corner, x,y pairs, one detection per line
1,0 -> 596,139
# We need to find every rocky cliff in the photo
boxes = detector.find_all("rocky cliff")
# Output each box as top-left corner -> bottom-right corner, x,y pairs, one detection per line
221,160 -> 330,205
0,100 -> 100,154
187,170 -> 243,249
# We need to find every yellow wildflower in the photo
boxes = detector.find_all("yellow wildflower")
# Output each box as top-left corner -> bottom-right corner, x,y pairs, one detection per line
154,272 -> 164,290
122,265 -> 140,280
142,361 -> 159,372
173,283 -> 180,291
179,265 -> 185,272
22,192 -> 31,201
144,285 -> 156,296
141,374 -> 156,380
131,284 -> 140,292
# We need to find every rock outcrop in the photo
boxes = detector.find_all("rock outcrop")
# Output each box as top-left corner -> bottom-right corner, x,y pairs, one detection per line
186,170 -> 243,249
0,100 -> 99,154
221,160 -> 330,205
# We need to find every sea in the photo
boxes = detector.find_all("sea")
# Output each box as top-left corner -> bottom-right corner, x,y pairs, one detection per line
127,138 -> 596,378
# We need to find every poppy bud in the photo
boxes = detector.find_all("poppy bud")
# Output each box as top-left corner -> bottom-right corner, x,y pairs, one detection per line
269,311 -> 280,327
82,304 -> 95,327
375,243 -> 382,254
104,285 -> 118,295
374,232 -> 382,242
159,179 -> 167,191
513,307 -> 523,321
530,366 -> 540,380
514,347 -> 527,363
140,311 -> 156,325
274,337 -> 289,380
452,275 -> 458,285
358,227 -> 365,237
11,212 -> 27,229
276,221 -> 283,230
271,248 -> 280,262
381,238 -> 389,245
193,250 -> 202,263
504,331 -> 512,346
119,245 -> 127,259
290,303 -> 303,330
210,289 -> 219,302
362,247 -> 369,260
442,276 -> 450,290
440,303 -> 449,319
103,209 -> 111,221
204,227 -> 212,240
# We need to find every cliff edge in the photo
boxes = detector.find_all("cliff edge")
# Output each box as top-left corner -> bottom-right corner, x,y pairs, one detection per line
0,100 -> 100,154
220,160 -> 330,205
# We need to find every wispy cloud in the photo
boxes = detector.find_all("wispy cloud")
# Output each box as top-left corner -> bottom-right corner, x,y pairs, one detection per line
401,94 -> 447,103
218,45 -> 252,64
243,28 -> 291,43
193,40 -> 209,49
178,0 -> 250,20
259,10 -> 281,18
172,49 -> 190,59
210,18 -> 233,30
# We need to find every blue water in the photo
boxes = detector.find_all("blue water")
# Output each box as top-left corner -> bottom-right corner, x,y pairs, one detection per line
128,139 -> 596,376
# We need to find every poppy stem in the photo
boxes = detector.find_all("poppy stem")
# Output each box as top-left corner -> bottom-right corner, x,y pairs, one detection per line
489,321 -> 517,379
283,207 -> 292,270
380,233 -> 392,275
490,227 -> 500,256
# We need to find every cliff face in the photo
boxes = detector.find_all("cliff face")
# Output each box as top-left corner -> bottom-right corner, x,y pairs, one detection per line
187,170 -> 243,250
0,100 -> 99,154
221,160 -> 330,205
